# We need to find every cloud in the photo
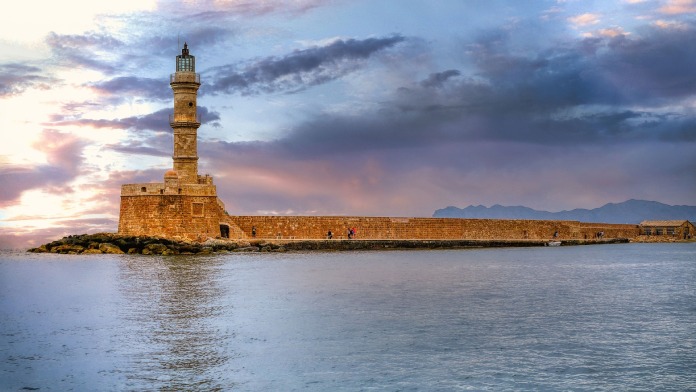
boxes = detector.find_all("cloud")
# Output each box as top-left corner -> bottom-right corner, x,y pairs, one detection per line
88,76 -> 170,101
598,27 -> 629,37
49,106 -> 221,132
203,35 -> 406,95
0,130 -> 86,207
46,32 -> 124,74
177,0 -> 331,16
37,1 -> 333,79
198,21 -> 696,166
106,134 -> 172,158
593,24 -> 696,101
659,0 -> 696,14
420,70 -> 461,88
568,13 -> 601,27
199,136 -> 696,217
653,19 -> 689,29
142,26 -> 235,56
0,63 -> 57,97
45,24 -> 235,76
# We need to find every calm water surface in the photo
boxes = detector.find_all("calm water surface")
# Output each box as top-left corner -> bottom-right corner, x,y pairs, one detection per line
1,243 -> 694,391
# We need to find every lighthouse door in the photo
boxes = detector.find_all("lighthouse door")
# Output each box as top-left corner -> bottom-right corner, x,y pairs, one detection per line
220,224 -> 230,239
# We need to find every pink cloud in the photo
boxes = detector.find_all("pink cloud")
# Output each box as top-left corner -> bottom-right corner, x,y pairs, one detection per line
202,0 -> 330,15
568,13 -> 601,26
0,130 -> 87,207
660,0 -> 696,14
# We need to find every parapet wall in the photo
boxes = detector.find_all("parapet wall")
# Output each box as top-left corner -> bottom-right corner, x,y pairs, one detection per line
226,215 -> 640,240
121,181 -> 217,196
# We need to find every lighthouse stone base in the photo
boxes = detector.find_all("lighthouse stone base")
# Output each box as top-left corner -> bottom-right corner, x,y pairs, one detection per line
118,174 -> 242,241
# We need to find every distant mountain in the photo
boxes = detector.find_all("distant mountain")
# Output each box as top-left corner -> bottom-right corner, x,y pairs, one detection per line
433,200 -> 696,224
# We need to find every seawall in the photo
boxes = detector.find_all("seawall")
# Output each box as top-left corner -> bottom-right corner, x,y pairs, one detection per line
226,216 -> 640,241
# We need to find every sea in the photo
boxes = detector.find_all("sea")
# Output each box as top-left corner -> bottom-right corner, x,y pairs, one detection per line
1,243 -> 694,391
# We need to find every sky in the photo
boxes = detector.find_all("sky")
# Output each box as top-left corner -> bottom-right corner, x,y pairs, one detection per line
1,0 -> 695,248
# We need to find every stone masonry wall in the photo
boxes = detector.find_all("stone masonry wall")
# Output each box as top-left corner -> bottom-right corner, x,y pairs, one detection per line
119,194 -> 228,240
226,216 -> 640,240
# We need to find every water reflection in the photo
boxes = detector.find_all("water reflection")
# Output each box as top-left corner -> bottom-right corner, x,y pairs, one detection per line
117,255 -> 232,390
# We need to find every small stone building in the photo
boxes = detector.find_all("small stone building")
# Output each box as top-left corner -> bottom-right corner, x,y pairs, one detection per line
639,220 -> 694,239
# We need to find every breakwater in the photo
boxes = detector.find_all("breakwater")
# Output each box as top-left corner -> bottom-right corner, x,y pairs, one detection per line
227,216 -> 639,241
27,233 -> 629,255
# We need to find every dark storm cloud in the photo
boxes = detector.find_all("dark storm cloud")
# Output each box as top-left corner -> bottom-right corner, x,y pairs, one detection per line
470,22 -> 696,109
204,35 -> 406,95
0,130 -> 86,207
593,27 -> 696,101
420,70 -> 461,88
88,76 -> 170,101
350,22 -> 696,149
50,106 -> 220,132
0,63 -> 57,96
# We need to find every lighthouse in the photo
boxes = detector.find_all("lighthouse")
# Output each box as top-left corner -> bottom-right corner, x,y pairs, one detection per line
170,42 -> 201,184
118,43 -> 235,240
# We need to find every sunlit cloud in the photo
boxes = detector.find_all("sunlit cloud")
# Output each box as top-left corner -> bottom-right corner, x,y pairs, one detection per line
598,27 -> 629,37
568,13 -> 601,26
653,19 -> 689,29
0,1 -> 156,44
174,0 -> 331,16
659,0 -> 696,14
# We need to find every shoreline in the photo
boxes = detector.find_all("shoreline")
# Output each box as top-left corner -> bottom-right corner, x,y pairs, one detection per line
25,233 -> 640,255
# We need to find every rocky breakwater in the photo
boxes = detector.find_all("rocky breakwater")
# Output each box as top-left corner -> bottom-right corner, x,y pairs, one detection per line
27,233 -> 285,255
27,233 -> 630,255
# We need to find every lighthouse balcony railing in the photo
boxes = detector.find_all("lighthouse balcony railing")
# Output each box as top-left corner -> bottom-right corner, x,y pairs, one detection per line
169,113 -> 201,124
170,72 -> 201,84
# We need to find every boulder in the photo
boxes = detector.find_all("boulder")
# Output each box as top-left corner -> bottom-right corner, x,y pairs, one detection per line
99,243 -> 125,254
161,248 -> 179,256
27,245 -> 48,253
51,244 -> 85,254
198,246 -> 214,254
142,243 -> 168,255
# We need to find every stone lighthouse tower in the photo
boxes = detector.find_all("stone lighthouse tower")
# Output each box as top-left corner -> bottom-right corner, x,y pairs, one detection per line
170,42 -> 200,184
118,44 -> 240,240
